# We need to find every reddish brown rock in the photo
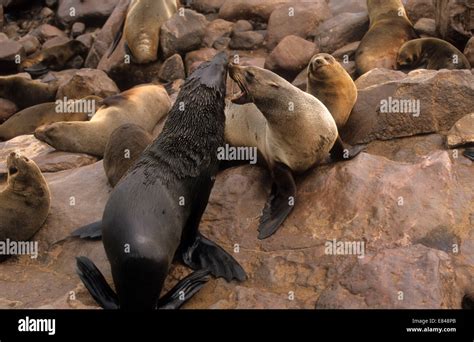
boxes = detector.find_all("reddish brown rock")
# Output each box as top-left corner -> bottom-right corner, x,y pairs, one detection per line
0,40 -> 24,74
18,35 -> 41,55
57,0 -> 121,26
158,54 -> 185,82
329,0 -> 366,15
42,36 -> 71,49
355,68 -> 407,90
184,48 -> 218,75
202,19 -> 234,48
435,0 -> 473,48
464,37 -> 474,68
191,0 -> 225,14
265,35 -> 317,79
0,98 -> 17,123
229,31 -> 264,50
56,68 -> 119,100
266,1 -> 331,49
447,113 -> 474,148
232,20 -> 253,33
414,18 -> 437,37
219,0 -> 293,22
315,11 -> 368,54
31,24 -> 67,43
343,69 -> 474,144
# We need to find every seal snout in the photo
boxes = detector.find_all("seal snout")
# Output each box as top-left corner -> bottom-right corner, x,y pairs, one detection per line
7,152 -> 20,175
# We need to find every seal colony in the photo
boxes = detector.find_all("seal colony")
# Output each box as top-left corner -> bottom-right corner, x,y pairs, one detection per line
76,52 -> 246,309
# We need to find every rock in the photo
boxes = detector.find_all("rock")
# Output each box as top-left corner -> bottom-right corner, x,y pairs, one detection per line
446,113 -> 474,148
229,31 -> 264,50
3,22 -> 20,40
0,98 -> 17,123
0,33 -> 8,42
160,9 -> 208,59
265,35 -> 317,79
219,0 -> 293,22
0,40 -> 25,74
332,41 -> 360,61
232,20 -> 253,33
18,35 -> 41,56
292,68 -> 307,90
329,0 -> 366,15
213,36 -> 230,50
355,68 -> 407,90
435,0 -> 473,48
71,22 -> 86,38
414,18 -> 437,37
56,68 -> 119,100
42,36 -> 71,49
76,32 -> 95,49
84,0 -> 129,69
342,69 -> 474,144
0,135 -> 97,174
316,245 -> 455,308
39,6 -> 55,18
31,24 -> 67,43
464,37 -> 474,68
158,54 -> 185,82
266,1 -> 331,49
190,0 -> 225,14
45,0 -> 57,6
202,19 -> 234,48
405,0 -> 435,23
315,12 -> 369,53
184,48 -> 218,75
57,0 -> 121,26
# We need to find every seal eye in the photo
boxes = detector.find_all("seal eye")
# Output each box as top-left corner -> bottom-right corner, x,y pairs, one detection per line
9,166 -> 18,175
245,71 -> 255,82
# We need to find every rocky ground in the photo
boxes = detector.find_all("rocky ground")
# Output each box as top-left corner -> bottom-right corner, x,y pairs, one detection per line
0,0 -> 473,309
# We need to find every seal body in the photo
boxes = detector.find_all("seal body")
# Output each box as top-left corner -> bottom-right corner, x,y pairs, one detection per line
0,152 -> 50,260
34,85 -> 171,157
0,75 -> 58,109
124,0 -> 178,63
227,64 -> 337,238
307,53 -> 357,129
103,123 -> 153,187
76,52 -> 245,310
0,96 -> 100,141
355,0 -> 418,75
397,38 -> 471,71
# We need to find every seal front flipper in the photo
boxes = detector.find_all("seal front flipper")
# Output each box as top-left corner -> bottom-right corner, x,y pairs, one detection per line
183,233 -> 246,282
258,162 -> 296,240
463,147 -> 474,161
24,63 -> 49,77
76,256 -> 119,309
330,136 -> 365,162
157,269 -> 211,309
71,221 -> 102,239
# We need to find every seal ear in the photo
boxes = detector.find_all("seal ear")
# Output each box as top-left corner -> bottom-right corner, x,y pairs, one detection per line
267,81 -> 281,89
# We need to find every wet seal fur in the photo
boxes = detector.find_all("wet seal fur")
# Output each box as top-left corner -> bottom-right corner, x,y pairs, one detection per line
75,52 -> 246,310
226,64 -> 338,239
306,53 -> 365,161
103,123 -> 153,187
0,96 -> 101,141
355,0 -> 418,76
0,152 -> 50,261
34,85 -> 171,157
397,37 -> 471,71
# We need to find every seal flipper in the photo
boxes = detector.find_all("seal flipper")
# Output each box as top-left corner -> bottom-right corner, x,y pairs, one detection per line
258,162 -> 296,239
71,221 -> 102,239
463,147 -> 474,161
183,233 -> 246,282
24,63 -> 49,77
330,135 -> 365,162
157,269 -> 211,309
76,256 -> 119,309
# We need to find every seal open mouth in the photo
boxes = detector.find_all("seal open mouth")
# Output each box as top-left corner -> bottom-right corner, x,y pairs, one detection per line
229,65 -> 253,105
9,166 -> 18,175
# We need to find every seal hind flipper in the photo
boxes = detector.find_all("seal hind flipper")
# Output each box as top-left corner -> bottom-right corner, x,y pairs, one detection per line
76,256 -> 119,309
463,147 -> 474,161
258,163 -> 296,240
24,63 -> 49,77
330,136 -> 365,162
71,221 -> 102,239
183,233 -> 246,282
157,269 -> 211,309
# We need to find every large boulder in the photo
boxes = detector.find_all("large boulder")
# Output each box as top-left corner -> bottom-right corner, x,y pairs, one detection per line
56,68 -> 119,100
57,0 -> 121,26
315,12 -> 369,54
435,0 -> 473,48
342,69 -> 474,144
446,113 -> 474,148
266,0 -> 331,49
